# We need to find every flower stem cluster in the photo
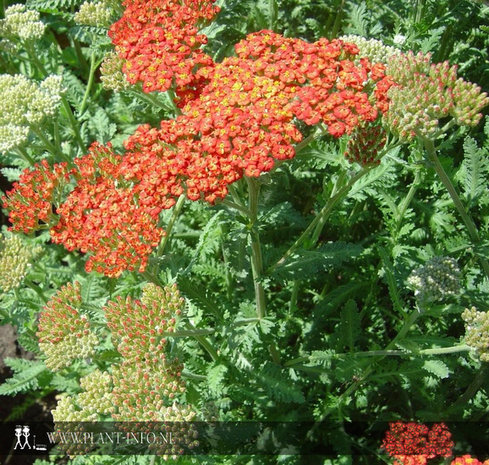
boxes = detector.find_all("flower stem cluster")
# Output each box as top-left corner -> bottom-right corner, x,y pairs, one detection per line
462,307 -> 489,362
0,4 -> 45,42
407,256 -> 461,303
0,74 -> 66,154
382,422 -> 453,464
383,51 -> 489,141
109,0 -> 219,93
37,282 -> 98,371
0,233 -> 41,292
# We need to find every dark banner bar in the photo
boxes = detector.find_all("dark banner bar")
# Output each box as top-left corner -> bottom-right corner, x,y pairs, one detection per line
2,421 -> 489,457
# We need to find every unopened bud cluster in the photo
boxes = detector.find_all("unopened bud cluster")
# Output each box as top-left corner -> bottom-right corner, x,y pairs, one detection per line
0,4 -> 45,41
100,51 -> 130,91
383,51 -> 489,141
0,233 -> 41,292
37,282 -> 98,371
105,282 -> 183,360
462,307 -> 489,362
344,123 -> 387,166
0,74 -> 65,153
407,256 -> 461,302
74,0 -> 118,28
339,35 -> 400,64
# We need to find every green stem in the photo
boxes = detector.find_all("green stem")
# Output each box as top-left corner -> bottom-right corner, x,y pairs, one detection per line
219,198 -> 252,217
268,166 -> 372,274
79,51 -> 99,115
395,165 -> 422,236
60,97 -> 87,154
15,147 -> 36,166
246,177 -> 266,319
185,322 -> 219,362
157,195 -> 185,257
422,136 -> 489,278
30,126 -> 61,157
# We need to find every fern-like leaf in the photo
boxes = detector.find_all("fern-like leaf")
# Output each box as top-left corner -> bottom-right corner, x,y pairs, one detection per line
0,359 -> 46,396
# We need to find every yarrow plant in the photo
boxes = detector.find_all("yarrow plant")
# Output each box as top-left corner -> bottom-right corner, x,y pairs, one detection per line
1,0 -> 489,462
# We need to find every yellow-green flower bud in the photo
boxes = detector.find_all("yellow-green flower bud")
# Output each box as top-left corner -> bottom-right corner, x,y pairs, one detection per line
407,256 -> 461,302
100,51 -> 130,92
37,282 -> 98,371
462,306 -> 489,362
0,233 -> 41,292
339,35 -> 401,64
0,4 -> 45,41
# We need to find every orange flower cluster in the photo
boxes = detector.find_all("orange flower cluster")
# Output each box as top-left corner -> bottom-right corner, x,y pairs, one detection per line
109,0 -> 219,93
382,422 -> 453,465
3,22 -> 393,276
49,143 -> 164,276
450,456 -> 489,465
2,160 -> 69,234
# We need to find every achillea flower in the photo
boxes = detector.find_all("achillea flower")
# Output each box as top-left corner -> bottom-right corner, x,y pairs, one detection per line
0,4 -> 45,41
74,0 -> 119,27
407,256 -> 461,303
339,35 -> 401,64
0,233 -> 42,292
37,282 -> 98,371
383,51 -> 489,141
104,283 -> 184,359
50,142 -> 164,277
2,160 -> 70,233
100,51 -> 130,91
382,422 -> 453,461
462,306 -> 489,361
109,0 -> 219,93
0,74 -> 65,154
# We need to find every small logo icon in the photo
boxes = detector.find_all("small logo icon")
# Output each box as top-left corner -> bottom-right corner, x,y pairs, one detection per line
13,425 -> 47,451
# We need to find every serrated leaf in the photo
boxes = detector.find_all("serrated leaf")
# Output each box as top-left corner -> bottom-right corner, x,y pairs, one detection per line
0,360 -> 46,396
422,360 -> 450,379
207,364 -> 227,396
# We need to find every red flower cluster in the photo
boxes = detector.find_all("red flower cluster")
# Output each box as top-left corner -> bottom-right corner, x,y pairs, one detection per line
382,422 -> 454,464
2,31 -> 393,276
49,143 -> 164,276
109,0 -> 219,93
2,160 -> 69,234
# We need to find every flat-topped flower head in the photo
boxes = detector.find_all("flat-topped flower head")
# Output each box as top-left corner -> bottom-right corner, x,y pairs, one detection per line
109,0 -> 219,93
0,4 -> 45,41
37,282 -> 98,371
339,35 -> 401,64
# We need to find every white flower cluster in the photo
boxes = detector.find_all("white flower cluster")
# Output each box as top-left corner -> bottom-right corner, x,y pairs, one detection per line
0,74 -> 65,153
0,4 -> 45,41
407,256 -> 461,303
339,35 -> 401,64
74,0 -> 114,27
100,51 -> 130,92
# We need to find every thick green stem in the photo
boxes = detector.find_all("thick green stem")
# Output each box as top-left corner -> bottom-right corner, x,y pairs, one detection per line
246,177 -> 266,319
268,166 -> 372,274
395,166 -> 422,236
423,136 -> 489,278
157,194 -> 185,257
219,198 -> 252,217
185,322 -> 219,362
79,51 -> 99,115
